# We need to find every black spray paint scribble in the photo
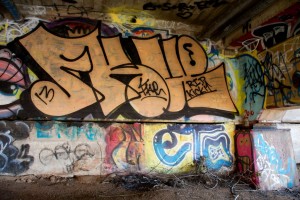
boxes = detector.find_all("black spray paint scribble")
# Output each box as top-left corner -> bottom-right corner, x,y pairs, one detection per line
47,4 -> 95,18
143,0 -> 228,19
0,131 -> 34,175
261,52 -> 293,106
39,143 -> 94,173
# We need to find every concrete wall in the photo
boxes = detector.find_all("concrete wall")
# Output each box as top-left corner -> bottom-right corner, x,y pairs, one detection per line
0,121 -> 235,176
252,127 -> 298,190
1,3 -> 300,185
0,17 -> 241,176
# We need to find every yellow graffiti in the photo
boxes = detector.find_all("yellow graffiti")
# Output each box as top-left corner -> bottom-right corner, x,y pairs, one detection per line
106,7 -> 155,26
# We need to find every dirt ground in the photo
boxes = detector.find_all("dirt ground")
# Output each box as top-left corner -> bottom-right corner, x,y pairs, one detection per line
0,173 -> 299,200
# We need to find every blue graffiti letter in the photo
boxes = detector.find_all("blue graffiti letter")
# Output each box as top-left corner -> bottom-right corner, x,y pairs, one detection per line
153,127 -> 191,166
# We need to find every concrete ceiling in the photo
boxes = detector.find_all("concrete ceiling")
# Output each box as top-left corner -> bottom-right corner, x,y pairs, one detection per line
0,0 -> 296,45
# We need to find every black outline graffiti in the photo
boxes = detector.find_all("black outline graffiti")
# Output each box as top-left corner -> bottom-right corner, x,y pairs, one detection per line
60,45 -> 105,107
109,62 -> 170,119
44,3 -> 98,18
240,55 -> 265,104
261,52 -> 293,107
183,43 -> 196,66
252,23 -> 289,49
7,20 -> 237,120
39,143 -> 94,173
143,1 -> 228,19
67,5 -> 93,17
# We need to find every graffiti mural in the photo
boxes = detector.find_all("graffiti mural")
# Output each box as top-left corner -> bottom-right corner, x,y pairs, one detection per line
235,129 -> 258,185
0,48 -> 33,118
235,130 -> 254,173
0,17 -> 46,45
233,54 -> 265,121
231,2 -> 300,52
0,131 -> 33,175
147,123 -> 234,172
4,20 -> 237,122
104,123 -> 143,172
252,128 -> 298,190
258,35 -> 300,108
0,121 -> 235,176
197,125 -> 232,170
253,22 -> 289,49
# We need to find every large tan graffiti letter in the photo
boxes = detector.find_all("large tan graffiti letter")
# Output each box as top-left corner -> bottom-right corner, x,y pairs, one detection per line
92,35 -> 170,117
19,24 -> 103,116
136,35 -> 237,114
17,23 -> 237,118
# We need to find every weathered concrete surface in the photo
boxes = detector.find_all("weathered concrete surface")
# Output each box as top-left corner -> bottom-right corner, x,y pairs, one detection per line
252,126 -> 299,190
258,107 -> 300,164
0,121 -> 236,176
276,124 -> 300,164
258,106 -> 300,123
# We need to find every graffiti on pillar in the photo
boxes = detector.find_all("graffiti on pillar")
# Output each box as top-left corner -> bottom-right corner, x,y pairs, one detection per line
252,131 -> 297,190
234,129 -> 258,185
153,124 -> 233,170
0,131 -> 33,175
104,123 -> 143,172
4,20 -> 237,121
235,54 -> 265,121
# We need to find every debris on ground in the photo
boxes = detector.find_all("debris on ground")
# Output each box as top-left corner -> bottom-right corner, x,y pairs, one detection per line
1,173 -> 300,200
112,173 -> 162,191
